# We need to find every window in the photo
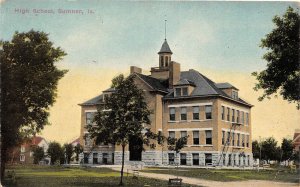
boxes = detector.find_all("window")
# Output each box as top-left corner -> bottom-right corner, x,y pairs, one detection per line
169,108 -> 175,121
237,133 -> 240,146
247,155 -> 250,166
182,87 -> 188,96
205,154 -> 212,165
232,132 -> 235,146
86,112 -> 95,126
20,155 -> 25,162
160,56 -> 164,67
246,113 -> 249,125
226,132 -> 230,145
222,131 -> 225,145
93,153 -> 98,164
180,153 -> 187,165
103,153 -> 108,164
232,109 -> 235,122
246,135 -> 249,147
222,154 -> 226,166
175,88 -> 181,97
192,153 -> 199,165
180,107 -> 187,121
168,153 -> 175,164
221,106 -> 225,120
233,154 -> 236,166
232,90 -> 238,100
236,110 -> 240,123
180,131 -> 187,138
205,105 -> 212,119
227,107 -> 230,121
193,131 -> 199,145
242,134 -> 245,147
169,131 -> 175,138
84,134 -> 91,146
21,146 -> 25,153
228,154 -> 232,166
241,112 -> 244,124
193,106 -> 200,120
205,130 -> 212,145
165,56 -> 169,65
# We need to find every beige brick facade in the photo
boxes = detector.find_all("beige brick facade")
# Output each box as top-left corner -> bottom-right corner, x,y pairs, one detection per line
79,39 -> 253,167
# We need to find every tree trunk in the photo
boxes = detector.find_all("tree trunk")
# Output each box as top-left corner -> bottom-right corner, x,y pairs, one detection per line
119,144 -> 125,186
1,145 -> 7,183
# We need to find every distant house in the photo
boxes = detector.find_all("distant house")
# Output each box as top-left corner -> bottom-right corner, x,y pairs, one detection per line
293,129 -> 300,152
19,136 -> 49,164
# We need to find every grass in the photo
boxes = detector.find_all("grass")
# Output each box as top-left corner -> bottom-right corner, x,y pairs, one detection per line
142,167 -> 300,183
3,165 -> 199,187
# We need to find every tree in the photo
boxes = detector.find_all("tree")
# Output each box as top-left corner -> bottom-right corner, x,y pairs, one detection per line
261,137 -> 279,161
63,143 -> 73,164
252,140 -> 261,159
74,144 -> 83,162
281,138 -> 294,161
252,7 -> 300,109
87,74 -> 152,186
47,142 -> 64,165
32,146 -> 44,164
0,30 -> 67,179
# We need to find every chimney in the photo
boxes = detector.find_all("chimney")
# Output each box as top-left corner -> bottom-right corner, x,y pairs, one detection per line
130,66 -> 142,74
169,61 -> 180,89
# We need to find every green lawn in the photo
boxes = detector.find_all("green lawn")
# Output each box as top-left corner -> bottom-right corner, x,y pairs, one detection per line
142,167 -> 299,183
3,165 -> 198,187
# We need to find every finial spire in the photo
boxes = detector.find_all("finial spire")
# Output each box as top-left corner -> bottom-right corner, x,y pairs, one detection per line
164,19 -> 167,40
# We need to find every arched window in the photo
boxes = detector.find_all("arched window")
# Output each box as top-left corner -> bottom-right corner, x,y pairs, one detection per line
160,56 -> 164,67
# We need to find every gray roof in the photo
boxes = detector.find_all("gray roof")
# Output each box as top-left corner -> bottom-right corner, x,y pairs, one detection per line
80,69 -> 251,107
79,94 -> 104,106
215,82 -> 238,90
158,39 -> 173,54
103,87 -> 116,92
135,73 -> 168,93
174,79 -> 196,86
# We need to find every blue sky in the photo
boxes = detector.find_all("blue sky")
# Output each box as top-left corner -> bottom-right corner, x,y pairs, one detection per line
1,1 -> 299,143
1,1 -> 298,72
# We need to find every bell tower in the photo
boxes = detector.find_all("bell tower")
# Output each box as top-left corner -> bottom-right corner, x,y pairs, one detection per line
158,39 -> 172,69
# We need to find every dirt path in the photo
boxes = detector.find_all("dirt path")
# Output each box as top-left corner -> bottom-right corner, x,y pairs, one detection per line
110,166 -> 299,187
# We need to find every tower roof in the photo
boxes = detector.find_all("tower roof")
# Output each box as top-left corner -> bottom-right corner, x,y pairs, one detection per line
158,39 -> 173,54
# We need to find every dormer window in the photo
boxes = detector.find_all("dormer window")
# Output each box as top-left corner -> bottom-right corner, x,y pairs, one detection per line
174,87 -> 188,97
232,90 -> 238,100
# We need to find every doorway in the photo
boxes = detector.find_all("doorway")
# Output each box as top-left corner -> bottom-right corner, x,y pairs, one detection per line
129,136 -> 143,161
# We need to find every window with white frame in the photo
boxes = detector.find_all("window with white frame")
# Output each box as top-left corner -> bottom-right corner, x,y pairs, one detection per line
246,113 -> 249,125
20,155 -> 25,162
205,130 -> 212,145
205,105 -> 212,119
232,90 -> 238,100
180,131 -> 187,138
169,131 -> 175,138
236,110 -> 240,123
193,106 -> 200,120
180,107 -> 187,121
193,131 -> 199,145
192,153 -> 199,165
21,146 -> 25,153
175,88 -> 181,97
169,107 -> 176,121
86,112 -> 96,126
182,87 -> 188,96
241,111 -> 244,124
227,107 -> 230,121
232,109 -> 235,122
237,133 -> 240,146
242,134 -> 245,147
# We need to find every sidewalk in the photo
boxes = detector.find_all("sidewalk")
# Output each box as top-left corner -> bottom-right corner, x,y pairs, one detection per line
107,165 -> 299,187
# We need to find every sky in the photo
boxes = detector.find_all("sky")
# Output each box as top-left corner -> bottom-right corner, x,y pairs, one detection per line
1,1 -> 299,144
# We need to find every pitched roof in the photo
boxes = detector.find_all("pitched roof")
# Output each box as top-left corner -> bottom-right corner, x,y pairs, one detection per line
103,88 -> 115,92
174,79 -> 196,86
79,94 -> 104,106
22,136 -> 46,147
215,82 -> 239,90
158,39 -> 173,54
135,73 -> 169,93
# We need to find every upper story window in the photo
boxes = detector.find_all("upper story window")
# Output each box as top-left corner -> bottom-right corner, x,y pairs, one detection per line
205,130 -> 212,145
227,107 -> 230,121
221,106 -> 225,120
246,113 -> 249,125
242,134 -> 245,147
174,87 -> 188,97
236,110 -> 240,123
86,112 -> 96,126
205,105 -> 212,119
180,131 -> 187,138
21,146 -> 25,153
193,131 -> 199,145
226,131 -> 230,145
180,107 -> 187,121
237,133 -> 240,146
232,132 -> 235,146
232,109 -> 235,122
246,135 -> 249,147
160,56 -> 164,67
232,90 -> 238,100
193,106 -> 200,120
169,107 -> 176,121
241,112 -> 244,124
222,131 -> 225,145
169,131 -> 175,138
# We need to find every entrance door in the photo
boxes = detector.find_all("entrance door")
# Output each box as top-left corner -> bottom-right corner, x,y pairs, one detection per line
129,136 -> 143,161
